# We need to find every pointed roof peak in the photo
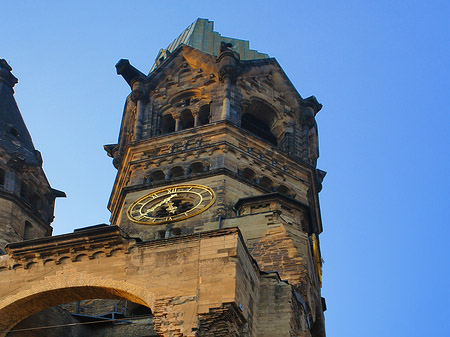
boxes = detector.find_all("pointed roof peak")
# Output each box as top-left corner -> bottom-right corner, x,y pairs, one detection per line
150,18 -> 268,73
0,58 -> 39,165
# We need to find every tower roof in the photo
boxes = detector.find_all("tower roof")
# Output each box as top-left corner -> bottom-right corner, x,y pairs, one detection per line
0,59 -> 40,165
150,18 -> 268,73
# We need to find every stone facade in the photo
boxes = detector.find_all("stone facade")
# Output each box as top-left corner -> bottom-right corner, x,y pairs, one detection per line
0,19 -> 326,336
0,226 -> 307,336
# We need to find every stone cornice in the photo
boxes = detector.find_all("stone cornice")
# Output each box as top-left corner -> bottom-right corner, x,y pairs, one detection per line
5,225 -> 131,259
234,192 -> 310,212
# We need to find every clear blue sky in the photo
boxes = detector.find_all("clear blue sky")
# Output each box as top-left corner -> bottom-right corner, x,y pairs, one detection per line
2,1 -> 449,336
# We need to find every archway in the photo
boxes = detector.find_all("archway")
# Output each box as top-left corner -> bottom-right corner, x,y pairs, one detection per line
241,99 -> 279,145
0,285 -> 153,337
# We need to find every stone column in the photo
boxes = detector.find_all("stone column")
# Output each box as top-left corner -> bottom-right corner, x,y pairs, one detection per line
130,82 -> 148,141
174,116 -> 182,132
193,107 -> 200,127
217,42 -> 241,123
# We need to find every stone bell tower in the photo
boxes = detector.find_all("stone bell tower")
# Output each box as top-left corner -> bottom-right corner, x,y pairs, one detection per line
106,19 -> 326,336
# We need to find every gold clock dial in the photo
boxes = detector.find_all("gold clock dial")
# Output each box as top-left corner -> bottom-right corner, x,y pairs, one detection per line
127,184 -> 215,225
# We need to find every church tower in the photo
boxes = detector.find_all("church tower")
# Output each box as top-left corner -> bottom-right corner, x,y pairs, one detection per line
0,59 -> 65,252
106,19 -> 326,336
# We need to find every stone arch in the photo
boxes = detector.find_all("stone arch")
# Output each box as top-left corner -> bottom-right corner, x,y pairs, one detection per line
148,169 -> 165,182
241,168 -> 256,182
241,98 -> 279,145
168,165 -> 184,178
0,278 -> 154,336
277,184 -> 290,196
260,176 -> 274,190
168,89 -> 202,107
189,161 -> 205,174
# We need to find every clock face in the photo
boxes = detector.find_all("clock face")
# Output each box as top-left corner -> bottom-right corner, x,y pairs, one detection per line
127,184 -> 215,225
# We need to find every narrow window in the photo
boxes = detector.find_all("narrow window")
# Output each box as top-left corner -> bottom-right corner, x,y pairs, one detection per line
161,114 -> 175,133
198,104 -> 211,125
24,221 -> 34,240
0,168 -> 5,187
180,109 -> 194,129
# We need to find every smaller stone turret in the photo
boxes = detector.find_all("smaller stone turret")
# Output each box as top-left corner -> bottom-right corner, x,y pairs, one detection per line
0,59 -> 65,252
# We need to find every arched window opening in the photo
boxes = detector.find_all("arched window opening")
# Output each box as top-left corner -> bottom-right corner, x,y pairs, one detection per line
241,168 -> 256,182
169,166 -> 184,178
24,221 -> 34,240
241,100 -> 278,145
0,168 -> 5,187
180,109 -> 194,130
260,176 -> 274,191
189,162 -> 204,174
161,114 -> 175,134
198,104 -> 211,125
149,170 -> 165,182
278,185 -> 290,196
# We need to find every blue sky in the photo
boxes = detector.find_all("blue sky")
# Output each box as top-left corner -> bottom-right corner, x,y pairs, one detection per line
2,1 -> 450,336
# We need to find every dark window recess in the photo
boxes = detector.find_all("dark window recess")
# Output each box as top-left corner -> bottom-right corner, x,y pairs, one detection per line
161,114 -> 175,133
0,168 -> 5,187
241,113 -> 277,145
260,176 -> 274,190
20,183 -> 40,210
180,110 -> 194,129
157,230 -> 166,239
198,104 -> 210,125
9,127 -> 19,137
130,304 -> 152,317
20,183 -> 30,202
149,170 -> 165,182
30,193 -> 40,209
189,162 -> 204,174
171,228 -> 181,236
241,168 -> 256,182
24,221 -> 34,240
169,166 -> 184,178
278,185 -> 290,196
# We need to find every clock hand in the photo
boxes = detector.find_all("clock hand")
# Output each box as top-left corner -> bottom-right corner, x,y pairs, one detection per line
146,194 -> 178,214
